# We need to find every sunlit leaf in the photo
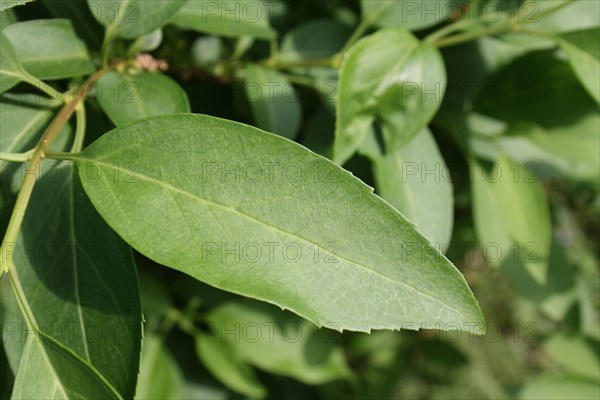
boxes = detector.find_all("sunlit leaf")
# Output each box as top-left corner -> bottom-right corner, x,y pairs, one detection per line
65,114 -> 484,334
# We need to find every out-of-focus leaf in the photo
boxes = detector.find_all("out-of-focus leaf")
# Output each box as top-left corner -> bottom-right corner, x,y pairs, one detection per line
557,28 -> 600,104
361,0 -> 460,31
96,71 -> 190,126
3,19 -> 94,80
279,20 -> 350,62
88,0 -> 185,39
0,0 -> 34,11
41,0 -> 104,50
519,375 -> 600,400
136,334 -> 184,399
360,128 -> 454,249
244,64 -> 301,139
544,334 -> 600,381
196,334 -> 266,399
471,157 -> 551,284
170,0 -> 276,40
205,301 -> 352,384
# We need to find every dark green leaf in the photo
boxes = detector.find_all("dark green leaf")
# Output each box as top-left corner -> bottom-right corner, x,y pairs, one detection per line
96,71 -> 190,126
170,0 -> 276,40
88,0 -> 186,39
3,19 -> 94,80
1,161 -> 142,398
67,114 -> 484,334
334,29 -> 446,164
244,64 -> 302,139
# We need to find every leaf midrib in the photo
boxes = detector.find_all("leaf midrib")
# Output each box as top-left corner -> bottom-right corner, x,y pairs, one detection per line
74,155 -> 471,320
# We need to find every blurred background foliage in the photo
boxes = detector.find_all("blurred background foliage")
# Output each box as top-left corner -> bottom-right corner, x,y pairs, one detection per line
1,0 -> 599,399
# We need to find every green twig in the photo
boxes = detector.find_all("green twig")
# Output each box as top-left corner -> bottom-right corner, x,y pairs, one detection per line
0,150 -> 33,163
71,103 -> 87,152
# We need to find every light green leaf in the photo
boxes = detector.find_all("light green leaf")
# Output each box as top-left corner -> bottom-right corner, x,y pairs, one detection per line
360,128 -> 454,249
0,32 -> 27,93
128,29 -> 163,55
361,0 -> 459,31
96,71 -> 190,126
532,0 -> 600,35
3,19 -> 94,80
244,64 -> 301,139
334,29 -> 446,165
1,161 -> 142,399
66,114 -> 484,334
544,334 -> 600,381
471,157 -> 551,285
170,0 -> 276,40
136,334 -> 184,400
558,28 -> 600,104
0,0 -> 35,11
88,0 -> 186,39
196,334 -> 266,399
205,301 -> 352,384
519,375 -> 600,400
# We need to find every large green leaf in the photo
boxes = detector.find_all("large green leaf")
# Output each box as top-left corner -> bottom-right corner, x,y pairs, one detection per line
96,71 -> 190,126
0,32 -> 27,93
87,0 -> 186,39
244,64 -> 301,140
204,301 -> 352,384
196,334 -> 266,399
557,28 -> 600,104
334,29 -> 446,165
1,161 -> 142,398
64,114 -> 484,334
170,0 -> 276,40
360,128 -> 454,249
361,0 -> 459,31
2,19 -> 94,80
471,158 -> 551,284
